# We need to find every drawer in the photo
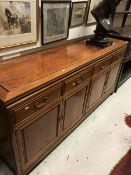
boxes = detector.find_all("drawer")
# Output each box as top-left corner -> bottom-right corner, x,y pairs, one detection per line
111,47 -> 126,63
93,56 -> 111,75
12,85 -> 61,123
64,68 -> 92,93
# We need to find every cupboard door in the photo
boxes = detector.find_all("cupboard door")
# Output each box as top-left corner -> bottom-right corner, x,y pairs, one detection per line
104,64 -> 120,94
17,104 -> 60,169
88,73 -> 107,108
63,87 -> 87,131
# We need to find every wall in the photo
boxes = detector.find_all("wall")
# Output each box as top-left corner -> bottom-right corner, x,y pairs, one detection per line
0,0 -> 96,61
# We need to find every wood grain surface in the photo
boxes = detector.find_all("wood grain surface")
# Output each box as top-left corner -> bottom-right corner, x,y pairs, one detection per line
0,39 -> 127,103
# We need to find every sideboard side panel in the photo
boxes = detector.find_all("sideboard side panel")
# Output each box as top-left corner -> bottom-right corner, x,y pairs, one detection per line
0,105 -> 17,173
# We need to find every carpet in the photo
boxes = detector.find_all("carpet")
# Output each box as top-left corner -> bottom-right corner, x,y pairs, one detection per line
125,114 -> 131,128
110,149 -> 131,175
110,115 -> 131,175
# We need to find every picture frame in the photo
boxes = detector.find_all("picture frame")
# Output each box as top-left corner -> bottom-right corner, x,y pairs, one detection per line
113,14 -> 124,29
115,0 -> 128,12
0,0 -> 38,49
70,1 -> 87,28
41,1 -> 71,45
113,0 -> 130,29
86,0 -> 102,25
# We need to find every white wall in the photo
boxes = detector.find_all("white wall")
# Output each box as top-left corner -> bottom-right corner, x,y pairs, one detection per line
0,0 -> 96,60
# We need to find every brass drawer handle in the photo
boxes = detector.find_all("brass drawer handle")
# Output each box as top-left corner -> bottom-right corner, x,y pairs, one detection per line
72,77 -> 83,86
35,97 -> 48,110
115,52 -> 119,57
76,79 -> 82,85
100,64 -> 106,69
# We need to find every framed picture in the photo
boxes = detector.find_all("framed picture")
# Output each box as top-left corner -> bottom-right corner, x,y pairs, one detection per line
71,2 -> 87,28
115,0 -> 128,12
0,0 -> 38,49
113,0 -> 131,29
41,1 -> 71,45
113,14 -> 124,29
86,0 -> 102,25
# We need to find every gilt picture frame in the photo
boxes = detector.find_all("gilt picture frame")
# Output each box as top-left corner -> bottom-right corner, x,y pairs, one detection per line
86,0 -> 102,25
71,1 -> 87,28
41,1 -> 71,45
0,0 -> 38,49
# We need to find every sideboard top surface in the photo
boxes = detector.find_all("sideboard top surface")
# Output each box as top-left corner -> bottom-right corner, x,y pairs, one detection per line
0,39 -> 127,104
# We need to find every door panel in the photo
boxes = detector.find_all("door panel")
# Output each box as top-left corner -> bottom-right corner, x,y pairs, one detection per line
88,73 -> 107,108
20,106 -> 59,163
63,87 -> 86,130
105,64 -> 120,93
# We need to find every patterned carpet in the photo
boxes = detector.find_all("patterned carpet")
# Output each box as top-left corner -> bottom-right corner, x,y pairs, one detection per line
110,115 -> 131,175
125,115 -> 131,128
110,149 -> 131,175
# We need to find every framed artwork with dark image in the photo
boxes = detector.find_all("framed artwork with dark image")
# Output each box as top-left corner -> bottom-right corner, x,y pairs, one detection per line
71,1 -> 87,28
0,0 -> 38,49
41,1 -> 71,45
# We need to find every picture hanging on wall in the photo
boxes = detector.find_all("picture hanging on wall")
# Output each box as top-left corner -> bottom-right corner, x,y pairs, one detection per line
41,1 -> 71,45
113,0 -> 129,29
86,0 -> 102,25
0,0 -> 38,49
71,1 -> 87,28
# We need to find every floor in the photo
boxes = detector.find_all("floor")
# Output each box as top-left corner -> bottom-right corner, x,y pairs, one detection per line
0,78 -> 131,175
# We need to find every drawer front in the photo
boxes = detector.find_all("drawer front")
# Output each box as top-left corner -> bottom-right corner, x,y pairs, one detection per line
111,47 -> 126,63
13,86 -> 61,123
64,68 -> 92,93
93,56 -> 111,75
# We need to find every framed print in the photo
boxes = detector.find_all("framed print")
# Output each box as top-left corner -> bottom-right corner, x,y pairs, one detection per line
113,0 -> 131,29
71,2 -> 87,28
41,1 -> 71,45
113,15 -> 124,29
112,0 -> 127,29
0,0 -> 38,49
125,15 -> 131,26
115,0 -> 128,12
86,0 -> 102,25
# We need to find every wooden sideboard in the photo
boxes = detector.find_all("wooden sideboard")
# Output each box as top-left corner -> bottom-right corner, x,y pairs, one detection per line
0,39 -> 127,175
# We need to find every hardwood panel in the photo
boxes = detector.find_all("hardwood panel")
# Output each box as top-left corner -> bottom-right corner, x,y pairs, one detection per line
88,73 -> 107,108
13,86 -> 61,124
104,64 -> 120,94
0,106 -> 17,172
111,47 -> 126,63
20,106 -> 58,163
0,39 -> 127,175
63,87 -> 86,130
93,56 -> 110,75
0,40 -> 127,103
64,67 -> 92,94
